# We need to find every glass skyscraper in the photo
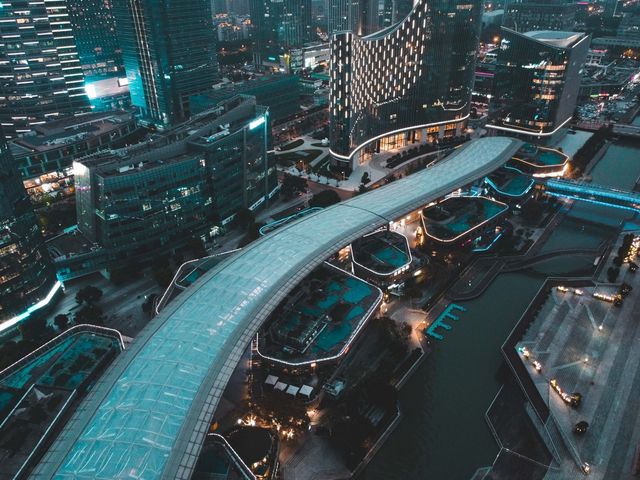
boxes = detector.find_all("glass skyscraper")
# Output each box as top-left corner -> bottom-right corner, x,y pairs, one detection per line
0,133 -> 57,329
113,0 -> 220,128
329,0 -> 481,169
67,0 -> 123,78
489,29 -> 589,143
0,0 -> 91,139
250,0 -> 312,62
327,0 -> 385,36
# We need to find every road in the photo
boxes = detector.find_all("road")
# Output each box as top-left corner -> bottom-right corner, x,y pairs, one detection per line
49,272 -> 159,338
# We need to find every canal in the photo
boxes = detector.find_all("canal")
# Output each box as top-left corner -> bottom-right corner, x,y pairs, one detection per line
362,139 -> 640,480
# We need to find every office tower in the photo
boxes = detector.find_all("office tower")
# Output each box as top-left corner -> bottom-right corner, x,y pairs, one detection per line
74,96 -> 275,269
489,29 -> 589,143
328,0 -> 360,34
329,0 -> 481,169
381,0 -> 414,28
250,0 -> 312,62
0,133 -> 57,329
190,74 -> 300,123
213,0 -> 228,14
113,0 -> 220,128
227,0 -> 250,15
504,0 -> 577,32
0,0 -> 91,139
327,0 -> 384,36
67,0 -> 123,78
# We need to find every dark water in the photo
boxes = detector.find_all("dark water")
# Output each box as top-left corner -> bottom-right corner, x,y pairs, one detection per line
362,139 -> 640,480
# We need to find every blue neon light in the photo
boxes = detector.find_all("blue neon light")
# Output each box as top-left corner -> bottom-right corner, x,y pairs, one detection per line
545,192 -> 640,212
485,176 -> 534,198
546,180 -> 640,205
1,281 -> 63,333
472,231 -> 504,252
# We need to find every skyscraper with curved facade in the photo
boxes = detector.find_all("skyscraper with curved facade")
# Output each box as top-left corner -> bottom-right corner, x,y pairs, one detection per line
329,0 -> 481,169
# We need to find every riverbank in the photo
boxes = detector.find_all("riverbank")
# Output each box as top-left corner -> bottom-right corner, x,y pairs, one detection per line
361,136 -> 640,480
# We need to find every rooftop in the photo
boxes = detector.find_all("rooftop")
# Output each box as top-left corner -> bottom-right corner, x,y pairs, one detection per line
30,137 -> 522,480
511,144 -> 569,169
256,263 -> 382,365
11,111 -> 135,154
351,230 -> 412,275
486,167 -> 535,198
422,196 -> 509,242
523,30 -> 586,49
0,326 -> 123,480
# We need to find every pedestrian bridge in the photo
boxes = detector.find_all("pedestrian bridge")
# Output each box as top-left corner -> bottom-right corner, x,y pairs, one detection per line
543,178 -> 640,212
31,137 -> 522,480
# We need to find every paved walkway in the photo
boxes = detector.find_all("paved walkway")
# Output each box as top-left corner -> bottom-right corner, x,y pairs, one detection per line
516,255 -> 640,480
280,432 -> 351,480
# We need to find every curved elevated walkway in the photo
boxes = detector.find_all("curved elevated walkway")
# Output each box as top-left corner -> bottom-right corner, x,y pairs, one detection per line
31,137 -> 522,480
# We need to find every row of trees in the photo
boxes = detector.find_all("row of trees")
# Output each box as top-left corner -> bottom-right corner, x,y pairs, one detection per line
0,285 -> 106,369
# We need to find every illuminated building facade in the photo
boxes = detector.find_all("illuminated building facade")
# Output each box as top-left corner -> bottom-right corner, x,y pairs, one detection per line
67,0 -> 122,78
329,0 -> 481,169
0,134 -> 57,329
488,29 -> 589,143
10,111 -> 139,205
0,0 -> 91,139
112,0 -> 220,128
74,96 -> 276,265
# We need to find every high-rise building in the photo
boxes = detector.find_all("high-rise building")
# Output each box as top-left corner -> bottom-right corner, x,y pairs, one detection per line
328,0 -> 360,34
250,0 -> 312,62
327,0 -> 385,36
189,74 -> 300,123
0,0 -> 91,139
113,0 -> 220,128
504,0 -> 577,32
0,133 -> 58,331
488,29 -> 589,143
73,95 -> 276,270
329,0 -> 481,169
67,0 -> 122,78
381,0 -> 414,28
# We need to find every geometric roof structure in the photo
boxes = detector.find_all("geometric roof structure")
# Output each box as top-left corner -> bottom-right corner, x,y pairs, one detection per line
31,136 -> 521,480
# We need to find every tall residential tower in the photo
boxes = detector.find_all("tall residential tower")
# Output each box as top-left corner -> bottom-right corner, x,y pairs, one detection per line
329,0 -> 481,169
113,0 -> 220,128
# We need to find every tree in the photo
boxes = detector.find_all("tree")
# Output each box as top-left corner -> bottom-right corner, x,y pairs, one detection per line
234,207 -> 255,230
153,265 -> 174,288
187,236 -> 207,257
54,314 -> 70,331
75,285 -> 103,304
360,172 -> 370,185
19,315 -> 49,341
280,173 -> 308,199
0,341 -> 19,370
74,304 -> 103,325
309,189 -> 341,208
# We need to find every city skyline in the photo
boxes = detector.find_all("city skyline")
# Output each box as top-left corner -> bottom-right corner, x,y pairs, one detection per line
1,0 -> 640,479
